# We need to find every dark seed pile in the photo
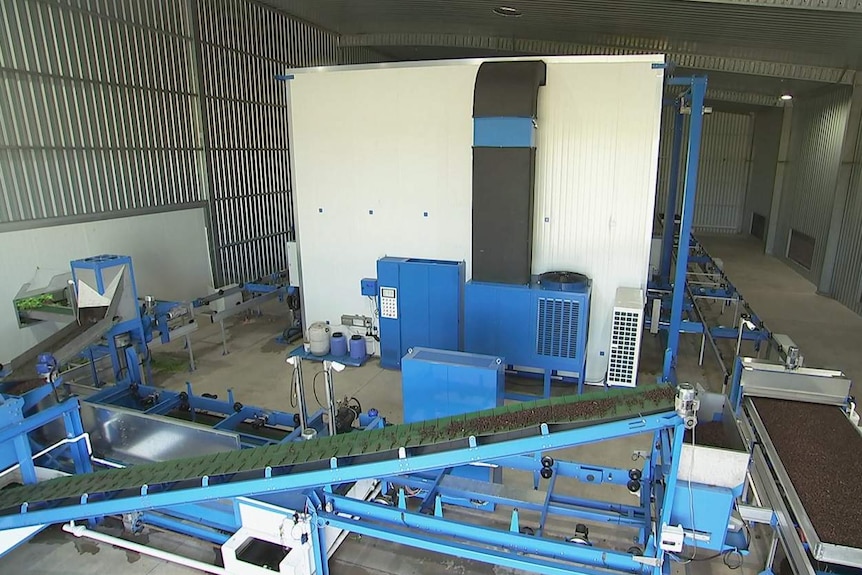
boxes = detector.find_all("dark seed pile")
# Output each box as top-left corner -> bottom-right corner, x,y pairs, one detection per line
2,378 -> 48,397
78,306 -> 108,324
754,397 -> 862,549
444,387 -> 676,439
684,421 -> 736,450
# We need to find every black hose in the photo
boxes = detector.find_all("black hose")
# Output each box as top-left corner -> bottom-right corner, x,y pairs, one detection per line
289,369 -> 297,408
312,372 -> 325,408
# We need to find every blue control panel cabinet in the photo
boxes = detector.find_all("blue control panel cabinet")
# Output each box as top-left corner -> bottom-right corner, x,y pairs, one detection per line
402,347 -> 504,509
464,280 -> 591,391
377,257 -> 465,369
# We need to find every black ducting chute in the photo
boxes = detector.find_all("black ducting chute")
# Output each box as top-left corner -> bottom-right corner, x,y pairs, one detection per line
472,61 -> 546,285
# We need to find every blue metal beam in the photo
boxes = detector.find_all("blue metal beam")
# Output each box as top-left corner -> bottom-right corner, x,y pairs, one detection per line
140,512 -> 230,544
392,472 -> 643,527
323,494 -> 648,575
663,77 -> 707,383
660,102 -> 684,285
0,398 -> 81,444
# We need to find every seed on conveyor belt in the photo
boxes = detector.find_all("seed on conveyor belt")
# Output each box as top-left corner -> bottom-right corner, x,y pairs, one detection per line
753,397 -> 862,549
683,421 -> 735,450
443,387 -> 675,438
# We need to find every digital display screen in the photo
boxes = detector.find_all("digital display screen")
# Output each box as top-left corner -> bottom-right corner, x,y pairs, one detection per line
381,288 -> 396,298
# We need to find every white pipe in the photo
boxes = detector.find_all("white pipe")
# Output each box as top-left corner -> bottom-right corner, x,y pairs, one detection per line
90,457 -> 125,469
63,522 -> 229,575
0,433 -> 92,480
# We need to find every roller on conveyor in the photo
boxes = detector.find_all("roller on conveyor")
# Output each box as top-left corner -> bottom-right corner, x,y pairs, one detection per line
734,357 -> 862,572
0,385 -> 677,530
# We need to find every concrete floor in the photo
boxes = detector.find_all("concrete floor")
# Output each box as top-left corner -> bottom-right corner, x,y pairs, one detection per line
4,233 -> 858,575
700,234 -> 862,398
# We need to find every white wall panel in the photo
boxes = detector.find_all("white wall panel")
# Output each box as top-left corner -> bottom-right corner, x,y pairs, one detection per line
290,56 -> 664,381
531,60 -> 664,380
743,108 -> 783,236
775,86 -> 851,282
290,64 -> 476,328
655,109 -> 754,233
0,208 -> 212,362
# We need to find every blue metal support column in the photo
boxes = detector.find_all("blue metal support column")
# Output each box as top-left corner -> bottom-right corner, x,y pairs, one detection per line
12,435 -> 37,484
662,77 -> 707,384
660,102 -> 684,285
62,409 -> 93,476
310,509 -> 329,575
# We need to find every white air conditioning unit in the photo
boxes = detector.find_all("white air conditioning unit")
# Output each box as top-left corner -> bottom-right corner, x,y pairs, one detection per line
607,287 -> 644,387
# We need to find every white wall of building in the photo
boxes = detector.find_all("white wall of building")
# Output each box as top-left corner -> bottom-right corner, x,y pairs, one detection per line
289,56 -> 664,381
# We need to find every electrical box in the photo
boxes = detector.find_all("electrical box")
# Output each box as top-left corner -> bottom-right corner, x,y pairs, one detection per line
287,242 -> 300,287
464,279 -> 590,381
607,287 -> 644,388
376,257 -> 464,369
360,278 -> 378,297
401,347 -> 504,510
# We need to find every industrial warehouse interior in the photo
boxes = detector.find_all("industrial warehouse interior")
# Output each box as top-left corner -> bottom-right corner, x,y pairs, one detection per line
1,1 -> 862,575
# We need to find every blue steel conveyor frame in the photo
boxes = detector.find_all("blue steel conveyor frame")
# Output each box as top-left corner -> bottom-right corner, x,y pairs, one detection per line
0,386 -> 688,575
651,77 -> 772,385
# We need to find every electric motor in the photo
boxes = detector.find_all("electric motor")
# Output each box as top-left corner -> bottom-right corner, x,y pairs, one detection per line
567,523 -> 591,545
335,405 -> 357,434
675,383 -> 700,429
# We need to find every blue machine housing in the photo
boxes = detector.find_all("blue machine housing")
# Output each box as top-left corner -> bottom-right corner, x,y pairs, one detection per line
0,396 -> 24,471
401,347 -> 504,422
377,257 -> 465,369
464,279 -> 591,395
71,255 -> 150,383
671,482 -> 737,552
401,347 -> 505,511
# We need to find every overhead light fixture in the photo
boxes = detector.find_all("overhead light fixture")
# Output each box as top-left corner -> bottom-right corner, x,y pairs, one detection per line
780,93 -> 793,101
493,6 -> 523,17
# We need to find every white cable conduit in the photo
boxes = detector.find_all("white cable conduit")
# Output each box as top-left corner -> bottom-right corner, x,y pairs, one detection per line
62,522 -> 229,575
0,433 -> 92,480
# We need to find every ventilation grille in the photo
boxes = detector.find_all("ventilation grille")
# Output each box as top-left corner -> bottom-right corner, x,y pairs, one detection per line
750,212 -> 766,240
536,298 -> 580,359
608,288 -> 644,388
788,229 -> 815,270
608,310 -> 641,386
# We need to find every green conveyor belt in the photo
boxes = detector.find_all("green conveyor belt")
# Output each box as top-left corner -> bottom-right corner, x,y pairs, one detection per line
0,385 -> 675,514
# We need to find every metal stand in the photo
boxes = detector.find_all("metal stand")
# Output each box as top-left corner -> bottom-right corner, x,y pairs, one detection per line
288,356 -> 308,432
322,360 -> 344,437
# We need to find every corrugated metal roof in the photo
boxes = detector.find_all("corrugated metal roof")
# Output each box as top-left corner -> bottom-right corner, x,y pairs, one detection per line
265,0 -> 862,68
